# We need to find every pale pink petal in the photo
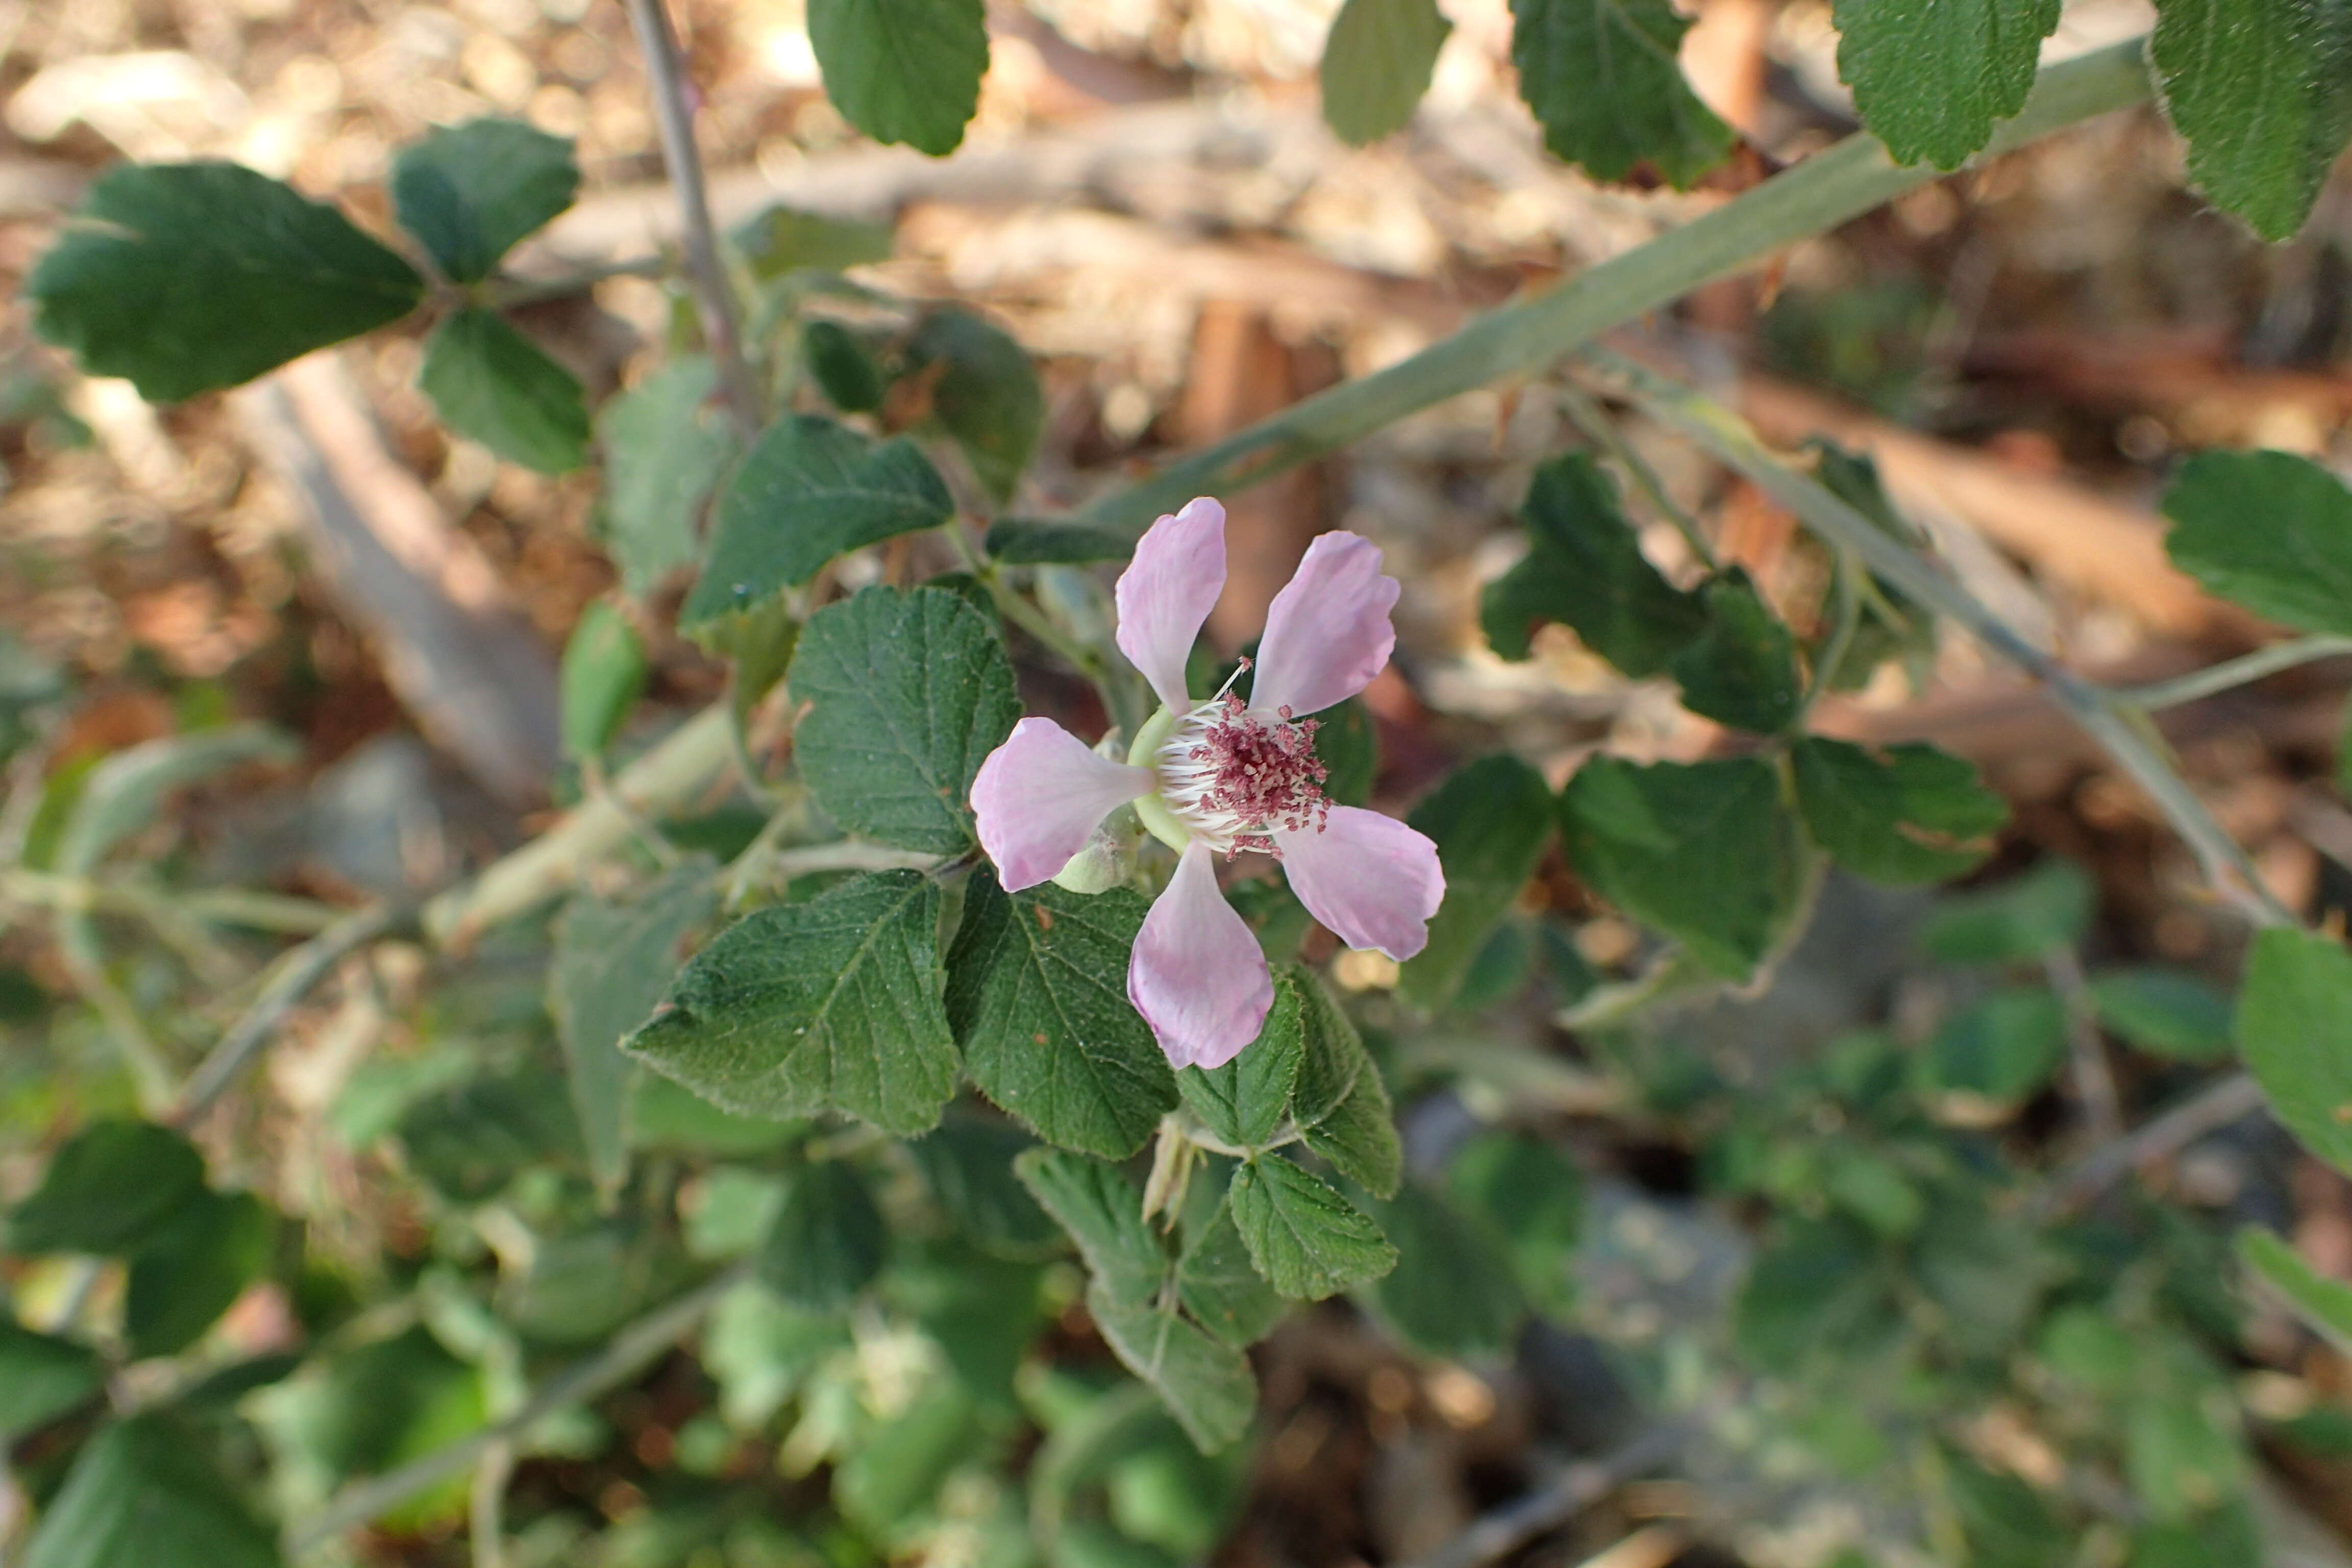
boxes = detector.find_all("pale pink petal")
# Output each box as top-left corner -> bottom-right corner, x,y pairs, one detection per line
1276,806 -> 1443,961
1249,532 -> 1399,719
971,717 -> 1152,892
1115,497 -> 1227,713
1128,840 -> 1274,1070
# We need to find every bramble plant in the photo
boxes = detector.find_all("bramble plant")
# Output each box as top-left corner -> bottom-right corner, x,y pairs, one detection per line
7,1 -> 2352,1565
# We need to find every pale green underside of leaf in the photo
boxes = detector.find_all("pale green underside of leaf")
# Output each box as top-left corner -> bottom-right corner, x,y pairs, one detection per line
1084,1283 -> 1258,1454
807,0 -> 989,155
623,870 -> 959,1135
786,586 -> 1021,854
28,162 -> 423,403
2152,0 -> 2352,240
551,855 -> 718,1190
1833,0 -> 2061,169
1178,972 -> 1304,1149
1319,0 -> 1454,144
947,872 -> 1175,1160
596,356 -> 738,599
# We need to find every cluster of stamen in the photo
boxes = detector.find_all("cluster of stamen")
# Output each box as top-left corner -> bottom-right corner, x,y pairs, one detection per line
1153,658 -> 1330,857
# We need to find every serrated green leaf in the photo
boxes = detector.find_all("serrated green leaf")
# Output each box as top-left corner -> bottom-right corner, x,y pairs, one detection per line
1832,0 -> 2059,169
551,855 -> 719,1190
7,1120 -> 207,1256
2087,967 -> 2235,1062
984,518 -> 1134,565
1319,0 -> 1453,144
904,309 -> 1043,502
757,1161 -> 888,1312
596,356 -> 739,600
390,117 -> 578,283
1671,570 -> 1801,733
2164,449 -> 2352,633
1178,973 -> 1303,1150
787,585 -> 1020,853
558,600 -> 648,760
26,1416 -> 283,1568
1792,736 -> 2005,885
802,318 -> 886,413
418,307 -> 590,474
393,1064 -> 585,1202
1177,1202 -> 1287,1346
1013,1147 -> 1167,1305
1085,1283 -> 1257,1454
1448,1131 -> 1581,1315
624,869 -> 960,1135
2238,925 -> 2352,1176
2239,1226 -> 2352,1357
683,416 -> 954,627
1481,453 -> 1705,673
947,871 -> 1175,1159
1917,858 -> 2092,963
1229,1155 -> 1395,1300
1924,987 -> 2067,1102
28,162 -> 423,403
1290,973 -> 1403,1197
1559,755 -> 1803,977
733,206 -> 897,279
807,0 -> 989,155
0,1318 -> 103,1440
1507,0 -> 1732,185
908,1117 -> 1062,1260
1400,755 -> 1555,1008
1359,1182 -> 1525,1356
125,1189 -> 273,1359
2152,0 -> 2352,240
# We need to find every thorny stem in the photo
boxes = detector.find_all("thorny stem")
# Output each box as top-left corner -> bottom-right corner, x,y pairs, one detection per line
2104,634 -> 2352,710
1586,347 -> 2297,930
623,0 -> 762,438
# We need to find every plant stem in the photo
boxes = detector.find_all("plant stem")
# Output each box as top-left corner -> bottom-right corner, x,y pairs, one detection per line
1558,383 -> 1719,571
623,0 -> 761,437
2028,1070 -> 2268,1219
287,1262 -> 753,1556
1796,548 -> 1861,724
2043,944 -> 2123,1145
2105,634 -> 2352,710
1588,348 -> 2296,930
1070,40 -> 2154,537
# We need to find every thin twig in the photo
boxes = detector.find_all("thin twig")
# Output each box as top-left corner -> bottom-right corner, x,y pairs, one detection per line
1401,1422 -> 1693,1568
2105,634 -> 2352,710
287,1262 -> 753,1555
469,1439 -> 514,1568
1587,348 -> 2296,931
622,0 -> 761,437
2042,945 -> 2124,1145
170,902 -> 408,1128
2028,1071 -> 2268,1220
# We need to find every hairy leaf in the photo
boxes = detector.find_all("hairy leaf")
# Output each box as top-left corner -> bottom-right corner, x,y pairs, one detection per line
1320,0 -> 1453,144
624,870 -> 959,1135
1178,973 -> 1304,1150
1671,570 -> 1801,733
2164,449 -> 2352,634
2152,0 -> 2352,239
1482,453 -> 1705,673
1508,0 -> 1732,185
1229,1155 -> 1396,1300
1793,737 -> 2005,885
596,356 -> 739,600
947,871 -> 1175,1159
418,308 -> 590,474
1086,1284 -> 1257,1454
1833,0 -> 2060,168
807,0 -> 989,155
787,586 -> 1020,853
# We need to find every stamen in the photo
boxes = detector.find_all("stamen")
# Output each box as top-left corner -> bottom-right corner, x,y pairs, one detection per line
1150,665 -> 1329,859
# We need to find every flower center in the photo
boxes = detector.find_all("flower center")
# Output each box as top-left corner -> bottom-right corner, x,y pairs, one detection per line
1144,662 -> 1329,857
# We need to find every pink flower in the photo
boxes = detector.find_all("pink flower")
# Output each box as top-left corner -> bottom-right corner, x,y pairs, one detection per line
969,498 -> 1446,1070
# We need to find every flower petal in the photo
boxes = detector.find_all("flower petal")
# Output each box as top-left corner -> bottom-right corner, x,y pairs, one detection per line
1275,806 -> 1443,961
971,717 -> 1153,892
1128,840 -> 1274,1070
1115,497 -> 1227,713
1248,531 -> 1399,720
